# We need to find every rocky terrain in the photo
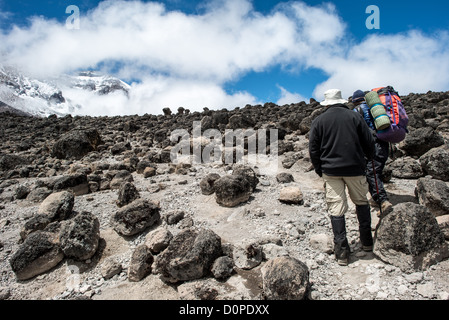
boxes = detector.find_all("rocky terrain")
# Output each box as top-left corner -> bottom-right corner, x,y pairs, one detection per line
0,89 -> 449,301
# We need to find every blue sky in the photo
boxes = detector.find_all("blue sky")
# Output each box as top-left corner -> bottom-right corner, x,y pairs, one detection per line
1,0 -> 449,116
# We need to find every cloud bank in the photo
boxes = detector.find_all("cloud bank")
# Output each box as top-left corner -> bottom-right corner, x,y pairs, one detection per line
1,0 -> 449,116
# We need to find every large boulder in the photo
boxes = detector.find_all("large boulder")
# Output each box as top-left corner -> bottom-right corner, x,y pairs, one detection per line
232,165 -> 259,191
399,127 -> 444,158
20,214 -> 52,241
59,211 -> 100,261
52,174 -> 89,196
128,244 -> 154,282
415,177 -> 449,217
419,146 -> 449,182
373,202 -> 449,273
145,228 -> 173,254
386,157 -> 424,179
110,199 -> 161,237
38,191 -> 75,221
155,228 -> 222,283
279,186 -> 304,205
9,231 -> 64,281
261,256 -> 310,300
116,182 -> 140,208
226,113 -> 255,130
51,128 -> 102,160
199,173 -> 221,195
0,154 -> 28,172
214,175 -> 253,207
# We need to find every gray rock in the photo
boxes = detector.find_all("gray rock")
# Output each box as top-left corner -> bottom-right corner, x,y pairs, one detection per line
59,211 -> 100,261
279,186 -> 304,205
0,154 -> 28,172
419,146 -> 449,181
110,170 -> 134,190
211,256 -> 234,280
38,191 -> 75,221
51,128 -> 102,160
233,243 -> 262,270
53,174 -> 89,196
199,173 -> 221,195
155,228 -> 222,283
373,202 -> 449,272
261,256 -> 310,300
164,210 -> 185,225
116,182 -> 140,208
15,185 -> 30,200
20,214 -> 51,240
309,233 -> 334,254
232,165 -> 259,191
415,177 -> 449,217
111,199 -> 161,237
9,231 -> 64,281
399,127 -> 445,158
387,157 -> 424,179
26,187 -> 52,203
261,243 -> 289,260
128,244 -> 154,282
101,257 -> 123,280
436,215 -> 449,240
276,172 -> 295,184
145,228 -> 173,254
214,175 -> 253,207
111,142 -> 131,155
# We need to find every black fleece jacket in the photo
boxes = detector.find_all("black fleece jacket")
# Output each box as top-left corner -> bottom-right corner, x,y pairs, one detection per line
308,104 -> 375,177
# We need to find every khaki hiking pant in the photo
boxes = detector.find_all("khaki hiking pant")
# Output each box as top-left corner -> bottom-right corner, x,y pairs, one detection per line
323,174 -> 370,217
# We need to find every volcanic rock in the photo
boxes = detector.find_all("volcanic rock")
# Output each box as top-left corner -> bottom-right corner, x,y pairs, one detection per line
9,231 -> 64,281
419,146 -> 449,181
59,211 -> 100,261
214,175 -> 253,207
415,177 -> 449,217
155,228 -> 222,283
199,173 -> 221,195
51,128 -> 102,160
261,256 -> 310,300
373,202 -> 449,272
116,182 -> 140,208
38,191 -> 75,221
110,199 -> 161,237
128,244 -> 154,282
399,127 -> 444,158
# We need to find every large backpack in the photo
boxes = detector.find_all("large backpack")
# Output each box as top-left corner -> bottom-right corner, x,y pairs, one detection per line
367,86 -> 409,143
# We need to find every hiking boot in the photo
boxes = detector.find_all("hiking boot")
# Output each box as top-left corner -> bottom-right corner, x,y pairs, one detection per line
381,200 -> 393,212
334,240 -> 350,266
330,216 -> 350,266
369,198 -> 379,208
377,200 -> 393,217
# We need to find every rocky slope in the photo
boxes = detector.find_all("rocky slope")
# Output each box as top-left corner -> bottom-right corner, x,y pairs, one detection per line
0,89 -> 449,301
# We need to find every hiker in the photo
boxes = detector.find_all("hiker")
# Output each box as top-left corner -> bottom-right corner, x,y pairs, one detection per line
352,90 -> 393,216
309,89 -> 376,266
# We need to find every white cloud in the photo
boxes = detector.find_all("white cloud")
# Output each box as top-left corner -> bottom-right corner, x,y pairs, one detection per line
276,85 -> 307,106
1,0 -> 449,116
312,30 -> 449,100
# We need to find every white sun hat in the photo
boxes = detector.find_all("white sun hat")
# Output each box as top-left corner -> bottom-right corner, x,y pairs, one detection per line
320,89 -> 348,106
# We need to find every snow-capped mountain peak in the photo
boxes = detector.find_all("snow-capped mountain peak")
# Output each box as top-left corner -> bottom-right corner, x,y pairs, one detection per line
0,66 -> 131,117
